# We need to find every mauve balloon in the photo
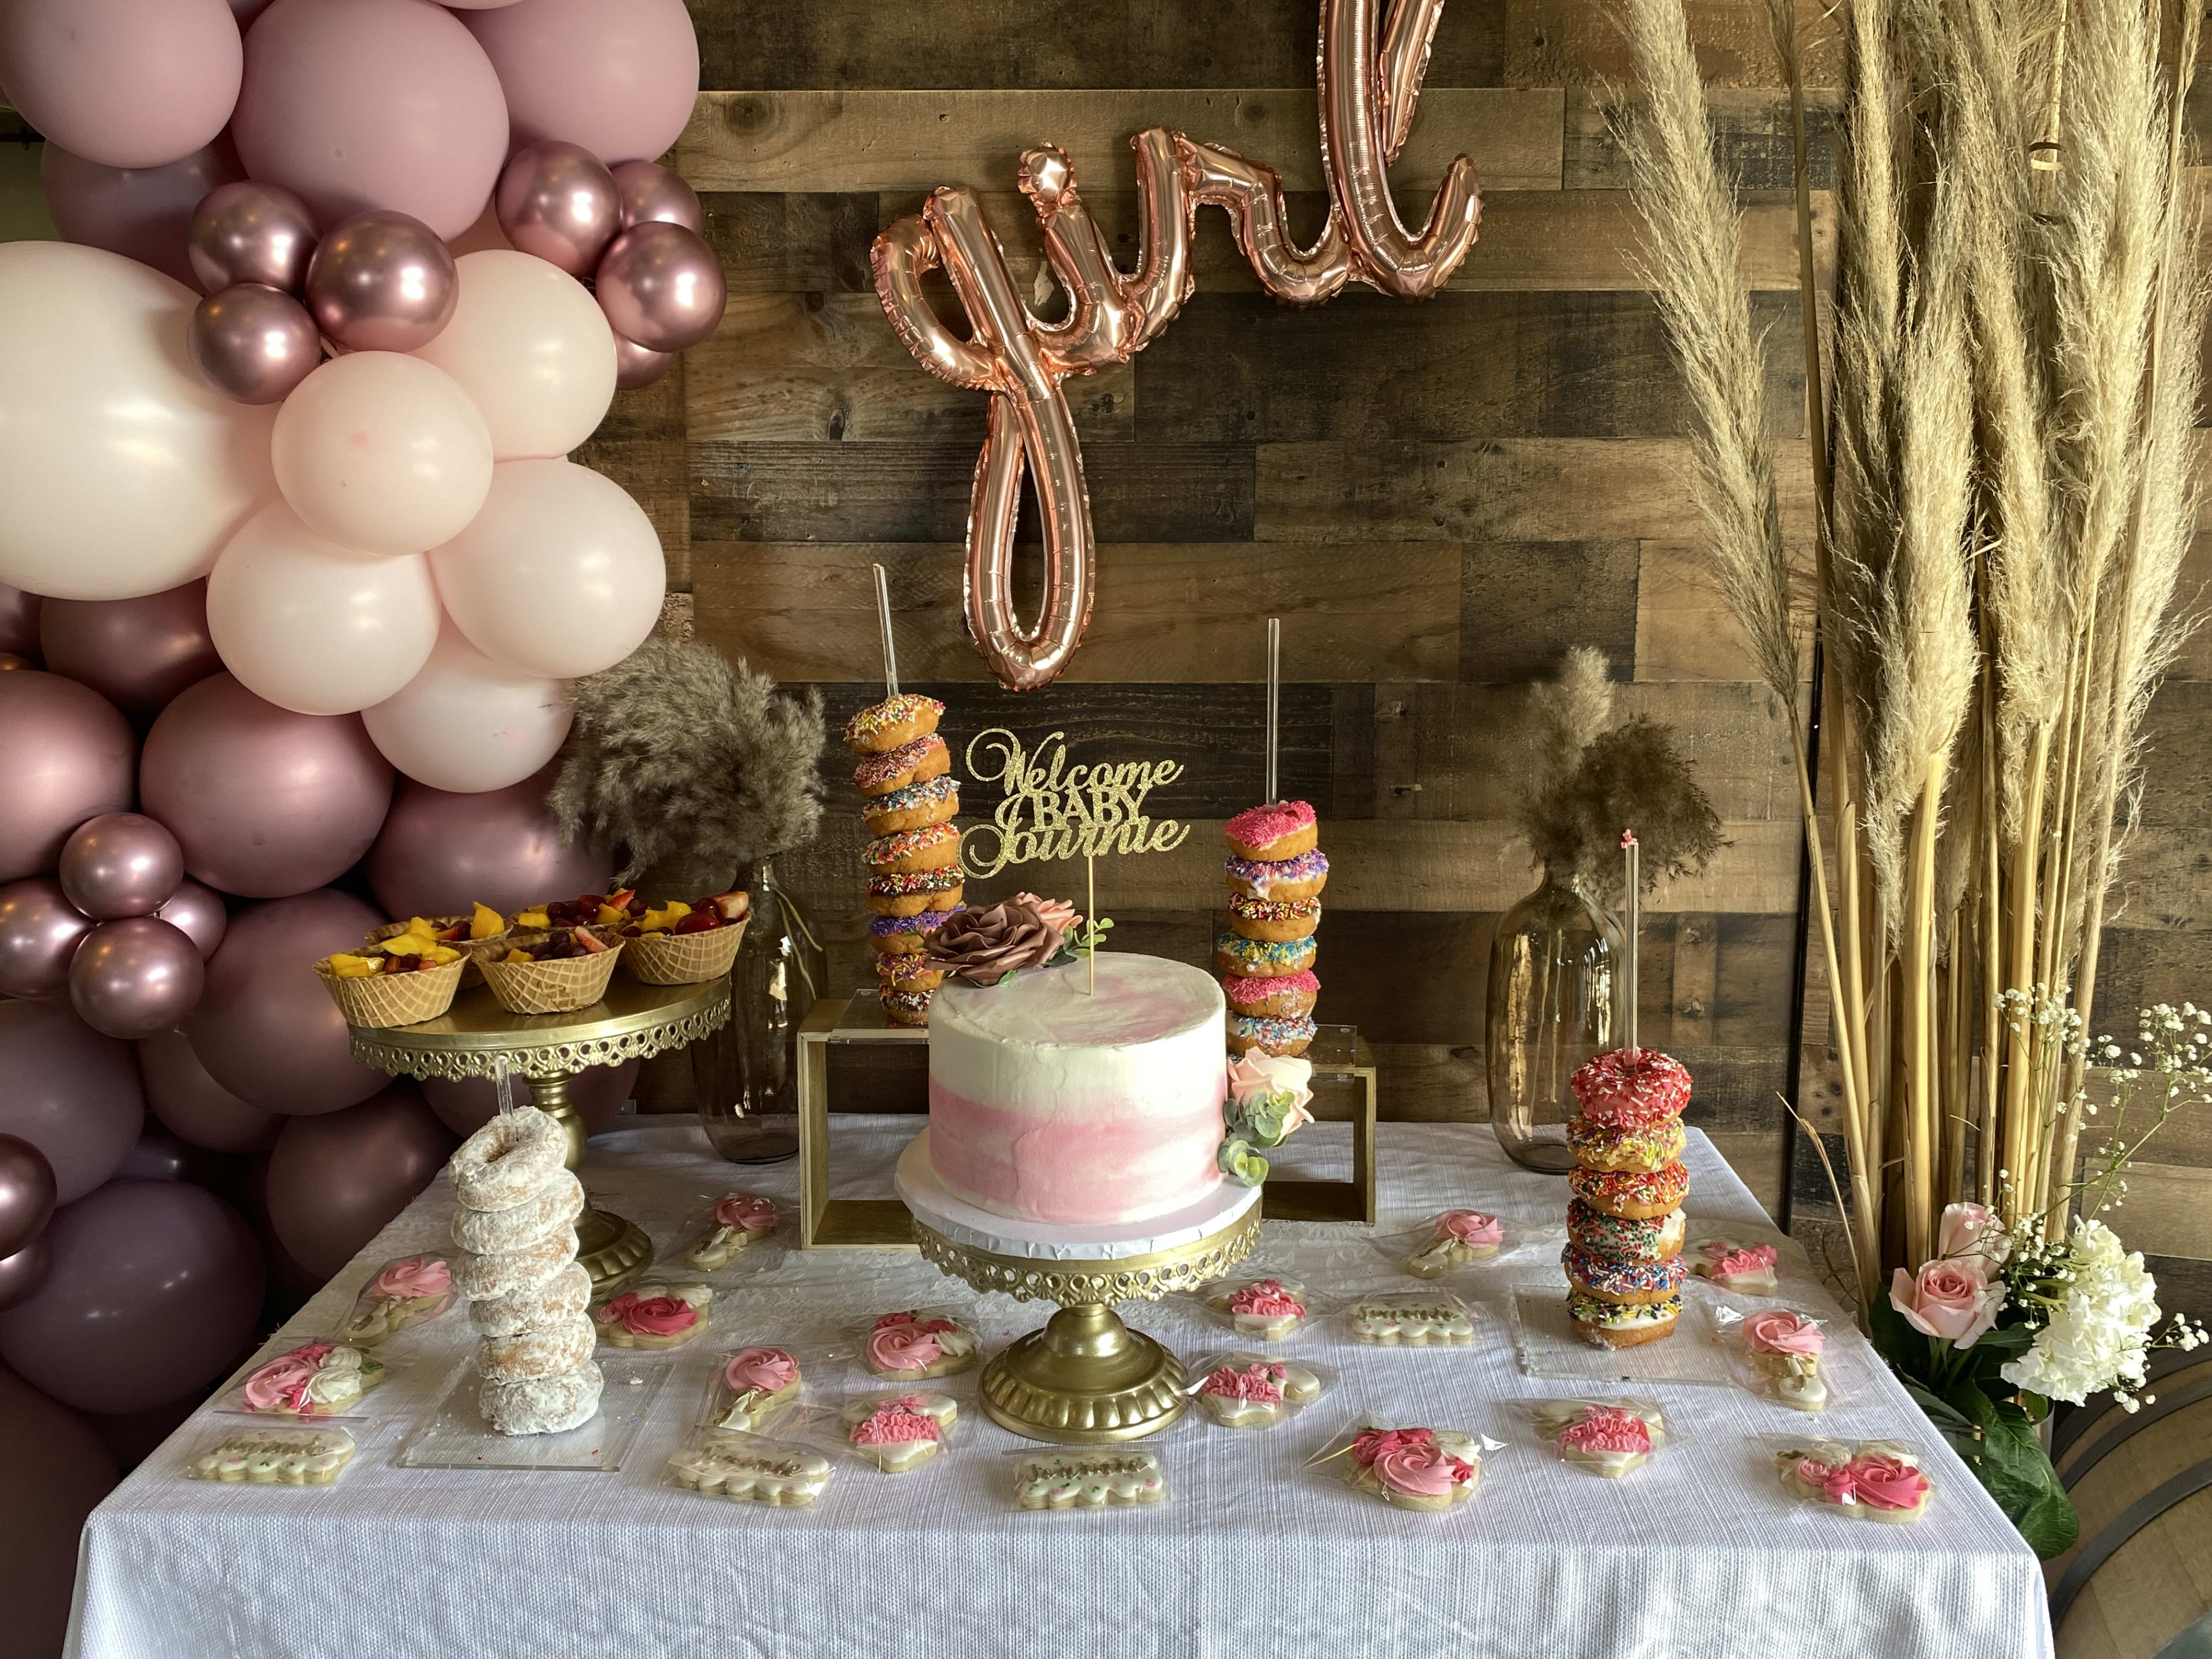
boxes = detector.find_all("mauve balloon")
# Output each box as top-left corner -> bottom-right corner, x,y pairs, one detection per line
266,1083 -> 454,1280
0,1361 -> 118,1659
0,1000 -> 144,1203
612,332 -> 673,391
0,584 -> 40,657
0,0 -> 243,171
189,282 -> 324,405
140,675 -> 394,899
303,210 -> 458,353
112,1123 -> 229,1184
40,139 -> 243,290
0,1136 -> 58,1260
594,220 -> 725,353
59,813 -> 184,920
187,179 -> 317,294
423,1057 -> 638,1139
367,764 -> 612,918
0,1239 -> 51,1313
462,0 -> 699,168
37,580 -> 223,722
0,878 -> 96,999
611,160 -> 703,234
494,141 -> 621,277
0,672 -> 138,883
156,878 -> 228,960
139,1028 -> 278,1154
185,888 -> 387,1116
0,1180 -> 264,1414
68,917 -> 205,1041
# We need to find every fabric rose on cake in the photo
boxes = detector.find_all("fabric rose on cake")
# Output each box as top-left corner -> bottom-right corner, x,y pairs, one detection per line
1011,893 -> 1081,934
1889,1257 -> 2003,1349
923,899 -> 1064,984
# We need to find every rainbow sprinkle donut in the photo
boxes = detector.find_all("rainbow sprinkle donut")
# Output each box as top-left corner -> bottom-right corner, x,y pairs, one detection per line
1566,1198 -> 1685,1262
1569,1047 -> 1692,1130
1228,1013 -> 1315,1056
1567,1161 -> 1690,1221
1567,1115 -> 1688,1174
854,734 -> 950,796
1214,932 -> 1319,978
843,694 -> 945,754
862,821 -> 961,873
1226,848 -> 1330,899
1562,1243 -> 1690,1304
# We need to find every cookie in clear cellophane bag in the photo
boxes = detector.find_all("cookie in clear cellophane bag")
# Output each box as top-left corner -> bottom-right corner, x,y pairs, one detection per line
696,1340 -> 818,1434
666,1427 -> 836,1508
183,1423 -> 359,1487
1705,1302 -> 1850,1413
818,1389 -> 964,1475
1772,1438 -> 1936,1524
1508,1397 -> 1676,1479
1183,1350 -> 1333,1430
1005,1445 -> 1174,1514
335,1254 -> 457,1347
1309,1416 -> 1499,1514
1183,1271 -> 1328,1342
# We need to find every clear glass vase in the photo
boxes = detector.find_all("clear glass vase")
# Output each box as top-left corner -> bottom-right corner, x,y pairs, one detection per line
694,861 -> 819,1163
1486,866 -> 1624,1173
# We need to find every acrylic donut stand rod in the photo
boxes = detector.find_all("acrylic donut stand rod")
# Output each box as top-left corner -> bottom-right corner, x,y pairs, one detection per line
871,0 -> 1480,690
346,976 -> 731,1297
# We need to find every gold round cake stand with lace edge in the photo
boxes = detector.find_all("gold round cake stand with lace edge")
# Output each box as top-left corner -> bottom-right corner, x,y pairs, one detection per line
347,976 -> 731,1297
912,1206 -> 1262,1444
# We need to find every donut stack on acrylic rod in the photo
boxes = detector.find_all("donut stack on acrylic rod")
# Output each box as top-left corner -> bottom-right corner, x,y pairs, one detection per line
846,695 -> 963,1027
1215,801 -> 1325,1057
1563,1048 -> 1692,1347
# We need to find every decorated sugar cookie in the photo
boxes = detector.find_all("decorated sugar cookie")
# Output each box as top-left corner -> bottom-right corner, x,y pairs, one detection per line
594,1283 -> 713,1351
1691,1236 -> 1781,1296
188,1426 -> 358,1486
1348,1294 -> 1475,1347
865,1310 -> 979,1379
240,1343 -> 385,1416
1532,1400 -> 1669,1478
340,1255 -> 455,1346
1776,1440 -> 1933,1522
1193,1358 -> 1320,1428
669,1434 -> 834,1506
687,1194 -> 779,1270
1014,1450 -> 1166,1510
711,1347 -> 803,1430
1344,1426 -> 1480,1512
1204,1277 -> 1309,1340
840,1392 -> 959,1472
1404,1210 -> 1503,1277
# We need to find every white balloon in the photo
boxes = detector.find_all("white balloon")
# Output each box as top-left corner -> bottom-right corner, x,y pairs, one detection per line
270,352 -> 494,558
363,619 -> 573,793
412,251 -> 617,461
0,242 -> 274,600
206,500 -> 442,715
429,459 -> 664,679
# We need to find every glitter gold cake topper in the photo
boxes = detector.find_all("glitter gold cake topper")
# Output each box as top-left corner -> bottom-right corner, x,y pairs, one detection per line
959,727 -> 1192,878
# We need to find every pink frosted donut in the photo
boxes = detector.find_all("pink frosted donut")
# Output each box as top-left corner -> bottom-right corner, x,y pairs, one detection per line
450,1227 -> 578,1300
469,1262 -> 592,1339
450,1171 -> 584,1255
1225,800 -> 1318,861
479,1315 -> 597,1383
1569,1047 -> 1692,1130
480,1361 -> 603,1437
448,1110 -> 569,1211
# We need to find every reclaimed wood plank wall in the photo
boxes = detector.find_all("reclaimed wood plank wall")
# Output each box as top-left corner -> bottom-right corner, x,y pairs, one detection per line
589,0 -> 2212,1292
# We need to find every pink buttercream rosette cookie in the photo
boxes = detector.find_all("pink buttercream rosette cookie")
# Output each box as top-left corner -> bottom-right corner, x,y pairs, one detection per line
1569,1047 -> 1692,1131
1737,1309 -> 1829,1411
1404,1210 -> 1504,1277
863,1310 -> 979,1380
1344,1425 -> 1481,1512
686,1192 -> 779,1270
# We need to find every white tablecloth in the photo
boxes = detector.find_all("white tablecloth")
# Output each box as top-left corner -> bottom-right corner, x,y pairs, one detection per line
70,1116 -> 2054,1659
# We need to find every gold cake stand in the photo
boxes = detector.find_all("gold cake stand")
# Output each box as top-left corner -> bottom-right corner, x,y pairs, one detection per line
897,1133 -> 1261,1442
347,976 -> 731,1297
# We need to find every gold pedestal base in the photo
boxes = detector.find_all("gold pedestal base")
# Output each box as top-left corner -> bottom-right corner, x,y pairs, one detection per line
575,1203 -> 654,1297
980,1305 -> 1187,1442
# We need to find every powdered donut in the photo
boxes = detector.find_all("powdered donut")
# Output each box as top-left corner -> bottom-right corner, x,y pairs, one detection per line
469,1262 -> 593,1339
450,1170 -> 585,1255
479,1314 -> 597,1383
450,1226 -> 579,1300
480,1359 -> 603,1437
448,1110 -> 569,1211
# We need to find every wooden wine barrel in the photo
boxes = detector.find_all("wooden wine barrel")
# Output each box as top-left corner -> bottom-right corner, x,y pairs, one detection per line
2047,1350 -> 2212,1659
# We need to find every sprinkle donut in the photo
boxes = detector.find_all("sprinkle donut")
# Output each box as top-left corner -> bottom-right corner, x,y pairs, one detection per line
867,869 -> 964,916
1562,1243 -> 1690,1305
1569,1047 -> 1692,1130
1214,931 -> 1317,978
479,1359 -> 603,1437
861,775 -> 960,835
450,1171 -> 585,1256
1567,1198 -> 1686,1262
843,694 -> 945,755
1226,847 -> 1330,901
478,1314 -> 598,1383
1570,1290 -> 1681,1349
880,986 -> 933,1028
1228,893 -> 1321,943
447,1109 -> 569,1212
1567,1114 -> 1688,1174
876,953 -> 946,992
1225,800 -> 1318,862
469,1262 -> 593,1339
869,906 -> 964,954
1224,968 -> 1319,1018
1229,1013 -> 1315,1057
1568,1162 -> 1690,1222
450,1226 -> 579,1301
862,821 -> 962,875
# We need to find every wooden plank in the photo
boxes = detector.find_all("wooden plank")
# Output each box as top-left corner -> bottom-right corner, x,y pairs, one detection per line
1254,436 -> 1820,544
694,0 -> 1508,93
690,439 -> 1255,544
573,361 -> 690,587
1461,540 -> 1642,680
702,192 -> 878,295
1565,88 -> 1843,192
1672,912 -> 1721,1049
1506,0 -> 1839,88
673,89 -> 1567,195
1635,538 -> 1816,684
691,540 -> 1460,683
1135,290 -> 1807,444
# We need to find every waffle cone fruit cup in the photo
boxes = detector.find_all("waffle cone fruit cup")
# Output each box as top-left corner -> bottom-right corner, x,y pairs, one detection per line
365,918 -> 507,986
622,918 -> 747,985
480,934 -> 624,1014
317,954 -> 467,1028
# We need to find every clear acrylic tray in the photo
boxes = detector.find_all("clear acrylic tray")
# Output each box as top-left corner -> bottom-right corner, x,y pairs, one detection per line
1507,1282 -> 1735,1385
396,1353 -> 673,1472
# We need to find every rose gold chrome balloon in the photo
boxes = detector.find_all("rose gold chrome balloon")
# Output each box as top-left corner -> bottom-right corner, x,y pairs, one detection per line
58,813 -> 184,921
67,916 -> 204,1041
0,878 -> 94,999
494,140 -> 623,277
154,877 -> 228,960
610,158 -> 703,234
611,332 -> 674,390
187,180 -> 317,294
303,210 -> 459,353
594,220 -> 725,353
188,283 -> 322,404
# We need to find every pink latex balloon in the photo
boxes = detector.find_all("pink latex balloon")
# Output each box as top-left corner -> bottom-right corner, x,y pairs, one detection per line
613,332 -> 673,390
362,618 -> 573,793
37,581 -> 223,722
463,0 -> 699,167
423,1057 -> 637,1139
0,1180 -> 263,1415
0,1137 -> 58,1262
231,0 -> 508,241
445,200 -> 512,258
0,1000 -> 145,1204
0,1361 -> 118,1659
408,250 -> 615,462
185,888 -> 387,1115
40,140 -> 242,289
187,180 -> 317,294
595,221 -> 725,353
139,1029 -> 276,1154
58,814 -> 184,921
611,160 -> 703,233
0,672 -> 137,884
155,878 -> 228,960
190,283 -> 324,404
68,918 -> 204,1041
139,674 -> 394,899
228,0 -> 276,20
0,586 -> 40,657
304,210 -> 457,353
494,141 -> 621,277
266,1083 -> 453,1280
0,1242 -> 51,1314
0,880 -> 94,999
0,0 -> 242,170
366,764 -> 610,917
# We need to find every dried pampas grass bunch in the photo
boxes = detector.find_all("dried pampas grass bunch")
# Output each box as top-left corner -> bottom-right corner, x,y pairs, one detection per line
550,631 -> 826,894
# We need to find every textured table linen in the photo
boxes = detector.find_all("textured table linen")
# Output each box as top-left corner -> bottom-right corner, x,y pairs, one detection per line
70,1116 -> 2053,1659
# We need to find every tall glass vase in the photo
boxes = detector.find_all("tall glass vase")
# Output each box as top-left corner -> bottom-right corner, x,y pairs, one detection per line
694,861 -> 818,1163
1486,866 -> 1623,1173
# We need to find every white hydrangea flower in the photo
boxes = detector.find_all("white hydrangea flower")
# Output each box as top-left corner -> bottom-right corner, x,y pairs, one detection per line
2000,1220 -> 2162,1406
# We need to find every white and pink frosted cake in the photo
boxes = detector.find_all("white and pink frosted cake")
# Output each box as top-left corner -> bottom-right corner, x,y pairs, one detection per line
926,954 -> 1228,1226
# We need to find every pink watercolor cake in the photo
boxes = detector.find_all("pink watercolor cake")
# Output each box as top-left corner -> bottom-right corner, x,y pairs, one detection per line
926,954 -> 1228,1227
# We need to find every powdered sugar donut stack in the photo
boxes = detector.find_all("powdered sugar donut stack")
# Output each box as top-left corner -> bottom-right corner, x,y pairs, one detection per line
446,1109 -> 602,1436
